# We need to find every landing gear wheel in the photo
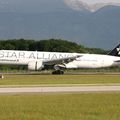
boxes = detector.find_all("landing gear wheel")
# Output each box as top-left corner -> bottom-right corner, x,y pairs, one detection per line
52,70 -> 64,75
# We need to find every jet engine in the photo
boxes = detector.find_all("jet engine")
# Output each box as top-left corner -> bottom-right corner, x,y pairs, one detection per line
54,64 -> 66,70
28,61 -> 44,71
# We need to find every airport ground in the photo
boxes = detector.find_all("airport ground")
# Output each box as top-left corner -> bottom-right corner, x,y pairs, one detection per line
0,73 -> 120,120
0,93 -> 120,120
0,73 -> 120,86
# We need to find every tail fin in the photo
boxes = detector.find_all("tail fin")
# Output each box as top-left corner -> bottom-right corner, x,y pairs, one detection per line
108,43 -> 120,56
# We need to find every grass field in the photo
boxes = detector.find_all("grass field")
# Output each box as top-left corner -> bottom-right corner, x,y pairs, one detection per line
0,74 -> 120,86
0,93 -> 120,120
0,74 -> 120,120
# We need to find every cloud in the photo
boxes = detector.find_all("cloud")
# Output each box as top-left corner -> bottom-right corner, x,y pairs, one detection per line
64,0 -> 120,12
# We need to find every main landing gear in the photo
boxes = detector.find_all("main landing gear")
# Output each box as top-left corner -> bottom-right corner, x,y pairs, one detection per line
52,70 -> 64,75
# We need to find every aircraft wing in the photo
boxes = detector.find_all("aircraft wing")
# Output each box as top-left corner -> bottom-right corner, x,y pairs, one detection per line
43,55 -> 82,65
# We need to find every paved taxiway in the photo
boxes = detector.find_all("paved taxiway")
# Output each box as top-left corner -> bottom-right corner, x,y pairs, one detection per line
0,86 -> 120,93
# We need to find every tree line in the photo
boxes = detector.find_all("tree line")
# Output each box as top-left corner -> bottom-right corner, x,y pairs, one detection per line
0,39 -> 107,54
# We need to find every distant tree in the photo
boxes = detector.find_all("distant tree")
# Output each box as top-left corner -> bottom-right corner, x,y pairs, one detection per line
86,48 -> 107,54
4,43 -> 15,50
0,38 -> 107,53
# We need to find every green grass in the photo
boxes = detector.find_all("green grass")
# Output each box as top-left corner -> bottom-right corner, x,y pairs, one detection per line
0,74 -> 120,86
0,93 -> 120,120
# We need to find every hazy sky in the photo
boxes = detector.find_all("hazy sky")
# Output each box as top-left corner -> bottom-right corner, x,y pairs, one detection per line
0,0 -> 120,13
1,0 -> 120,6
0,0 -> 66,13
0,0 -> 120,47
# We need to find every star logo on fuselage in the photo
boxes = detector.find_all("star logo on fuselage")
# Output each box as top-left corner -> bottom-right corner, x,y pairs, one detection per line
116,47 -> 120,55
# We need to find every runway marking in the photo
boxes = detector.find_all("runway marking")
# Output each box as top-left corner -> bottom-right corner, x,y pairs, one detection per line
0,86 -> 120,93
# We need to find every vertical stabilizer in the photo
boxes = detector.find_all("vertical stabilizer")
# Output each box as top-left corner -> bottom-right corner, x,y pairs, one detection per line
108,43 -> 120,56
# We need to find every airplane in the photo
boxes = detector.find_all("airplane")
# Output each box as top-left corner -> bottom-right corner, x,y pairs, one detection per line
0,43 -> 120,74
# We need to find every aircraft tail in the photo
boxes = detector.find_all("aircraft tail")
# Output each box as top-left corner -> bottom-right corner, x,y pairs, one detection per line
108,43 -> 120,56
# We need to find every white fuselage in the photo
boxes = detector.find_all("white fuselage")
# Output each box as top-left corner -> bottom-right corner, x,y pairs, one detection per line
0,50 -> 120,69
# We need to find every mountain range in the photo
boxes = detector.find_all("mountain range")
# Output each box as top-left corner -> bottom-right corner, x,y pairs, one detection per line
64,0 -> 120,12
0,0 -> 120,49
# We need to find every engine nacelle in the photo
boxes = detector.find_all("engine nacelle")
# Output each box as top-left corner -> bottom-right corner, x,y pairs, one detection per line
28,61 -> 44,71
54,64 -> 66,70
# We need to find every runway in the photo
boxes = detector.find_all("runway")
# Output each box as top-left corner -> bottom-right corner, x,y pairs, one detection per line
0,86 -> 120,94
